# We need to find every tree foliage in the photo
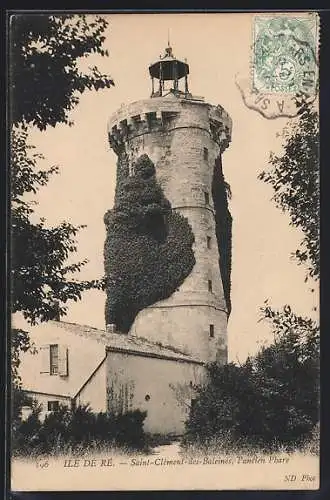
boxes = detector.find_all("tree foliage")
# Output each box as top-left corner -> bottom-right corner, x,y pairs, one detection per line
184,100 -> 320,451
185,308 -> 319,449
11,128 -> 103,327
259,101 -> 319,280
10,14 -> 113,392
10,14 -> 114,129
11,328 -> 37,389
12,404 -> 147,456
104,154 -> 195,332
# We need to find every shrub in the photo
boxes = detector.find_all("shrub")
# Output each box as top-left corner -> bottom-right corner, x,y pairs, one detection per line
183,319 -> 319,451
12,404 -> 43,455
114,410 -> 146,448
11,387 -> 34,431
104,154 -> 195,332
183,363 -> 259,448
12,404 -> 147,456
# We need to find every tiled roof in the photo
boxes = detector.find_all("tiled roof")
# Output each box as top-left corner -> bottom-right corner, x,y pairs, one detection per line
19,320 -> 204,399
50,321 -> 203,364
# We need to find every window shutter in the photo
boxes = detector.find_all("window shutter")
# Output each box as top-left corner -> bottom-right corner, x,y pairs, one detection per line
40,345 -> 50,374
58,345 -> 68,377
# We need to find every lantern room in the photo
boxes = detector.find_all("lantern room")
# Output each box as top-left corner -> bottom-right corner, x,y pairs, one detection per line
149,44 -> 190,98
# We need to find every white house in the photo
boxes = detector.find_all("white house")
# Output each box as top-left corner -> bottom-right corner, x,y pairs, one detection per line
18,319 -> 206,435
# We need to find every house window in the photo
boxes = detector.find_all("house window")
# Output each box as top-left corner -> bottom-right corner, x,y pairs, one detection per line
209,324 -> 215,338
207,236 -> 211,249
203,147 -> 208,160
21,405 -> 33,421
147,112 -> 157,127
49,344 -> 59,375
208,279 -> 213,292
204,191 -> 210,205
40,344 -> 68,376
48,400 -> 59,412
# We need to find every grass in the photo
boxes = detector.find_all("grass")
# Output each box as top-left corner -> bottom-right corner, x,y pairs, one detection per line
145,432 -> 180,449
180,425 -> 320,458
12,434 -> 180,460
12,424 -> 320,462
11,439 -> 148,460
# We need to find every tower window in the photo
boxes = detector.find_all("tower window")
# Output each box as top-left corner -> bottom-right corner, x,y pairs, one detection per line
208,279 -> 213,292
207,236 -> 211,249
49,344 -> 59,375
209,324 -> 215,338
204,191 -> 210,205
203,147 -> 208,160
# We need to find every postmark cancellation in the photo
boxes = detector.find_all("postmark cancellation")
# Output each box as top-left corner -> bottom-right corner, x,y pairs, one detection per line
236,12 -> 319,119
253,14 -> 318,95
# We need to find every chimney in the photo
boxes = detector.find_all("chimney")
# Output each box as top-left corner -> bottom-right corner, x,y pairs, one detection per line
106,323 -> 117,334
51,300 -> 61,321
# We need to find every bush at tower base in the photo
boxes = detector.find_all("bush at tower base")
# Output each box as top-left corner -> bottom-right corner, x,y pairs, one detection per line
182,308 -> 319,452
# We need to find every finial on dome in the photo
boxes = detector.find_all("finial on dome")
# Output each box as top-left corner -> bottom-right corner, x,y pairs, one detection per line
165,45 -> 173,57
165,29 -> 173,58
164,28 -> 174,57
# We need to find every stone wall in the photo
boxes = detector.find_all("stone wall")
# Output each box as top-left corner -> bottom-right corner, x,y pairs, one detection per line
75,360 -> 107,412
106,349 -> 206,435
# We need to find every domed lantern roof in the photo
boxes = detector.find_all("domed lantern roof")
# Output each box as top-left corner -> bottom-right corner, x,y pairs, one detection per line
149,45 -> 189,80
149,44 -> 190,98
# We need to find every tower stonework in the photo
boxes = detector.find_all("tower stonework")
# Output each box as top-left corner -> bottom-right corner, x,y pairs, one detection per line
107,46 -> 232,364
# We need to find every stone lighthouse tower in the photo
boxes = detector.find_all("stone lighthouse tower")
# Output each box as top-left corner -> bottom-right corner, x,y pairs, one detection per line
107,44 -> 232,364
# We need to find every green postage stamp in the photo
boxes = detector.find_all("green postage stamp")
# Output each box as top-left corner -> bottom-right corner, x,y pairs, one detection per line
253,14 -> 318,95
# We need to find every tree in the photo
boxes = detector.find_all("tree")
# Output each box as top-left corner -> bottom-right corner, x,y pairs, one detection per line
255,100 -> 319,446
11,128 -> 103,327
258,98 -> 319,403
184,304 -> 319,450
10,14 -> 114,129
184,363 -> 257,447
10,14 -> 113,391
254,304 -> 319,445
184,100 -> 320,451
258,100 -> 319,280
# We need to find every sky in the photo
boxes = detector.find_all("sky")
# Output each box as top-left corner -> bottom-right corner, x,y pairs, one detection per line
18,13 -> 318,362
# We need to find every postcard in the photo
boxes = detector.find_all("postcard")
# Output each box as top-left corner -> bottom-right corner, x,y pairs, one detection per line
9,11 -> 320,491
